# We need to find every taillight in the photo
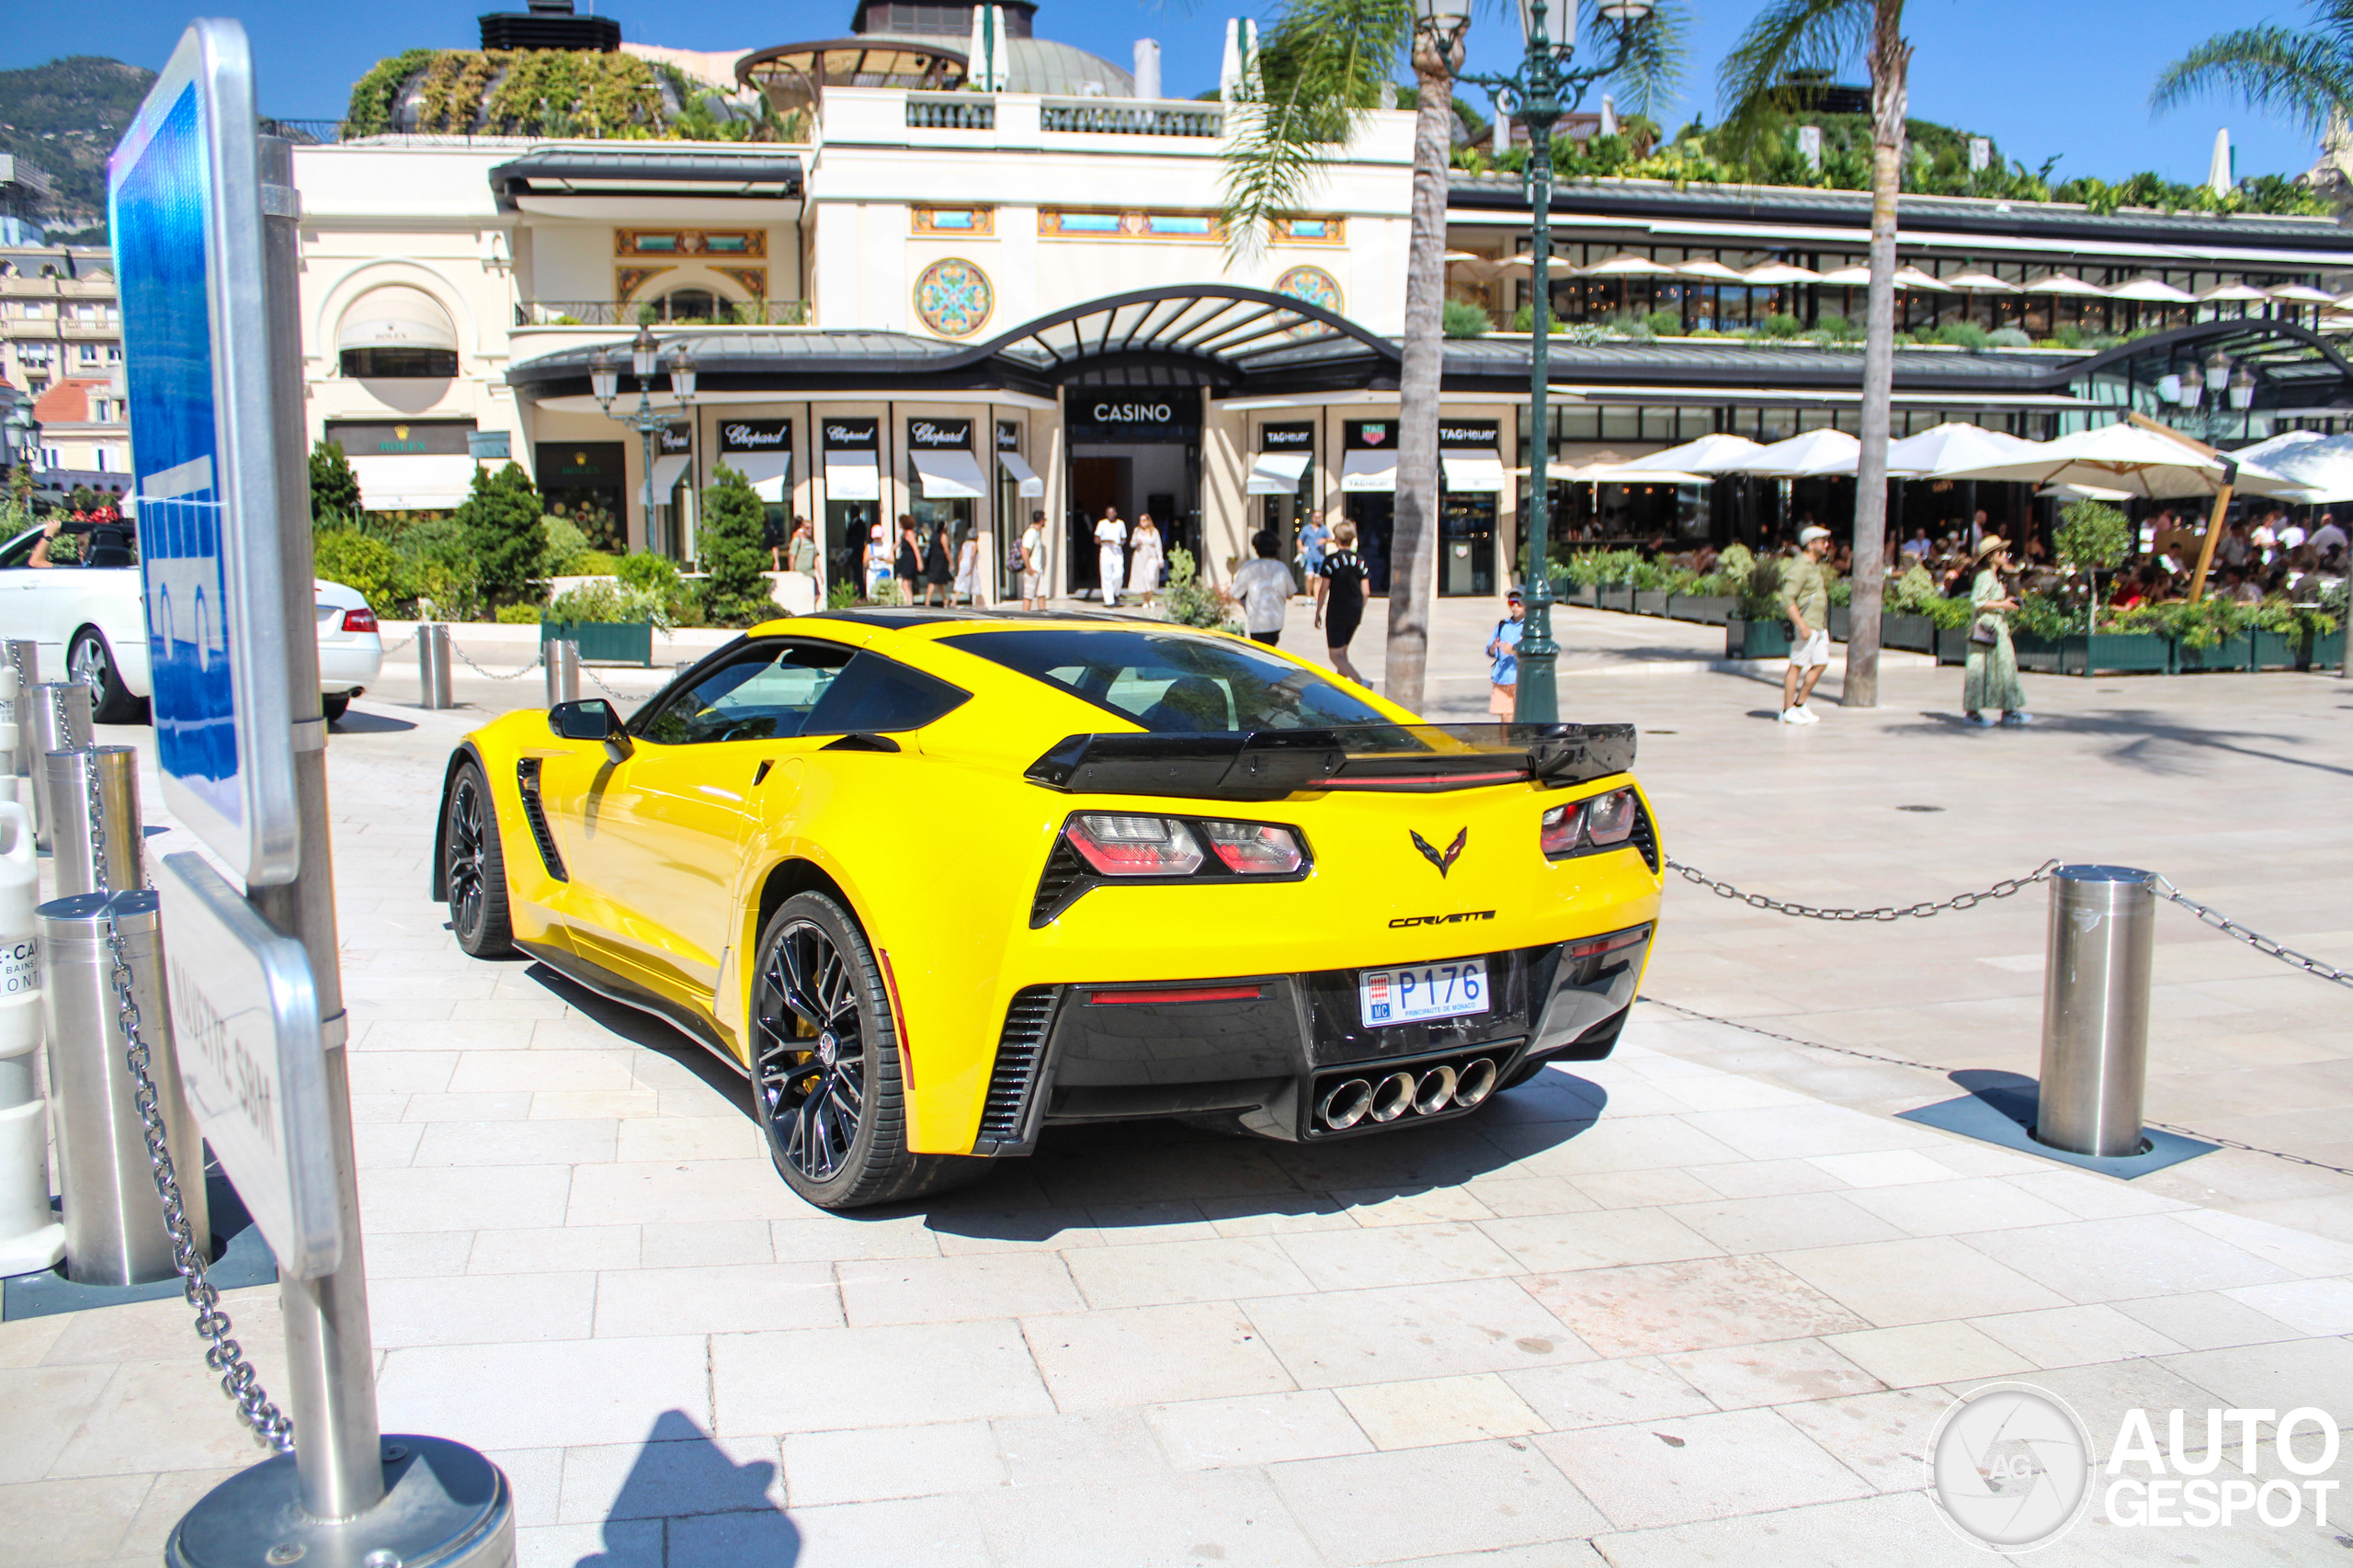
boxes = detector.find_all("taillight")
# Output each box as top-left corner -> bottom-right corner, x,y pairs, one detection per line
341,607 -> 380,634
1541,788 -> 1640,860
1200,820 -> 1306,875
1065,813 -> 1204,877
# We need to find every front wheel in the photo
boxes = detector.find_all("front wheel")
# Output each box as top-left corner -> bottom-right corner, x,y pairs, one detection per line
750,892 -> 983,1210
443,760 -> 515,957
69,628 -> 143,725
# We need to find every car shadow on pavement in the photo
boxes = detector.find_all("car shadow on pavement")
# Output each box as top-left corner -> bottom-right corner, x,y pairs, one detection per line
1948,1066 -> 2043,1128
573,1407 -> 795,1567
1897,706 -> 2353,778
523,962 -> 756,1114
328,709 -> 418,734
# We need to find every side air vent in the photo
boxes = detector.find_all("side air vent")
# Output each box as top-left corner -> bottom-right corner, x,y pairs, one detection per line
975,985 -> 1060,1153
516,758 -> 568,881
1029,839 -> 1089,926
1629,792 -> 1661,875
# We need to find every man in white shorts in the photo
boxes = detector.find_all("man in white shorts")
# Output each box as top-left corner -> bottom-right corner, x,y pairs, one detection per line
1779,525 -> 1834,724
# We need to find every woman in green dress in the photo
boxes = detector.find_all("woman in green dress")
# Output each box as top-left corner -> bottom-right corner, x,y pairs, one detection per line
1963,536 -> 2031,727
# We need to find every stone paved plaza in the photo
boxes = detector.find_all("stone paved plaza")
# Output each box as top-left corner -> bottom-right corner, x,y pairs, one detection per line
4,601 -> 2350,1566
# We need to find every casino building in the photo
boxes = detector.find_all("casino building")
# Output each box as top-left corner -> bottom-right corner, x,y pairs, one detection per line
286,0 -> 2353,606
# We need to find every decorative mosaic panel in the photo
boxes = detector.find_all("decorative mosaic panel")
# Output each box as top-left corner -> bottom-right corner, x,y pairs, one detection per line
1273,215 -> 1346,245
1275,265 -> 1344,316
914,207 -> 995,235
914,257 -> 994,338
615,265 -> 675,299
1039,210 -> 1222,241
615,230 -> 767,257
714,267 -> 767,299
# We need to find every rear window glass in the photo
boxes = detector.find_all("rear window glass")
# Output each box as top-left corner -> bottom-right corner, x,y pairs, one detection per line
942,628 -> 1388,733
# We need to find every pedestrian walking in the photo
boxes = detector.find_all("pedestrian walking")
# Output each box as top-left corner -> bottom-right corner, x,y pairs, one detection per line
1320,519 -> 1369,687
1232,528 -> 1294,645
1779,525 -> 1834,725
894,517 -> 923,604
864,519 -> 892,600
787,517 -> 817,576
953,526 -> 981,606
1128,513 -> 1165,607
1020,509 -> 1048,609
1486,586 -> 1526,718
1298,509 -> 1332,623
1963,536 -> 2032,727
923,521 -> 953,606
1095,506 -> 1127,605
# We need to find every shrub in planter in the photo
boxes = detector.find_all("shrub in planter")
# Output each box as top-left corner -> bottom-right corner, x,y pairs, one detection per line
1726,618 -> 1794,659
1441,299 -> 1492,338
548,579 -> 667,630
312,528 -> 405,615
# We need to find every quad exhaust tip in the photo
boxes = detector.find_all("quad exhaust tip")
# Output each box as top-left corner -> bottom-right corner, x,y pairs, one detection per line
1314,1055 -> 1506,1131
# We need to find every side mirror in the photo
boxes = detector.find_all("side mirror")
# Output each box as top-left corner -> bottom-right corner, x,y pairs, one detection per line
550,699 -> 633,762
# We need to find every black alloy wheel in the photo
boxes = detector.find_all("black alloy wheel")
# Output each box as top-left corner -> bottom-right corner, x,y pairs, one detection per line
444,761 -> 514,957
69,627 -> 144,725
749,892 -> 984,1210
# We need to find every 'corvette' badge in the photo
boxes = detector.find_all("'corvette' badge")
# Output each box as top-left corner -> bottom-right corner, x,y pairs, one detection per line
1410,827 -> 1467,878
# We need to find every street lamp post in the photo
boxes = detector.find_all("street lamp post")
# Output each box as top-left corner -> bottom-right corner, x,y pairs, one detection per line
590,325 -> 698,558
4,402 -> 40,502
1449,0 -> 1658,724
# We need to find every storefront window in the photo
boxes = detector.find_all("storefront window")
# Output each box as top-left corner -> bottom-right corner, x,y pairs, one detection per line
906,417 -> 983,605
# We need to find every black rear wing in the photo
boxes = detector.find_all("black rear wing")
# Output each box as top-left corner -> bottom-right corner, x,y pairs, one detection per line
1025,723 -> 1636,801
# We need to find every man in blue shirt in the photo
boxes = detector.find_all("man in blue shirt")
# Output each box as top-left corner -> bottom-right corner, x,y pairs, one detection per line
1487,586 -> 1526,717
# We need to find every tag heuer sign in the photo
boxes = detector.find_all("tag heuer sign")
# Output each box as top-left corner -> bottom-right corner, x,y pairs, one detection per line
822,417 -> 878,451
721,418 -> 790,453
1438,420 -> 1499,449
907,417 -> 972,449
1345,421 -> 1392,449
1261,423 -> 1313,451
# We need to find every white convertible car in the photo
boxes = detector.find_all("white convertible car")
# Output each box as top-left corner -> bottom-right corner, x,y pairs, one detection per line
0,520 -> 385,723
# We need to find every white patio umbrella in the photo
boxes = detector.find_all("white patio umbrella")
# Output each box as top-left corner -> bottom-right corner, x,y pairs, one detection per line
1884,422 -> 2045,477
1443,250 -> 1505,280
2267,282 -> 2337,305
2232,429 -> 2323,466
2197,280 -> 2271,304
1577,252 -> 1677,278
2038,483 -> 2135,502
2021,273 -> 2109,297
1892,265 -> 1956,292
1578,464 -> 1717,486
1671,257 -> 1748,283
2107,276 -> 2197,304
1932,420 -> 2302,497
1736,427 -> 1863,478
1943,269 -> 2018,293
1740,261 -> 1823,286
2247,433 -> 2353,502
1816,263 -> 1876,287
1611,432 -> 1767,475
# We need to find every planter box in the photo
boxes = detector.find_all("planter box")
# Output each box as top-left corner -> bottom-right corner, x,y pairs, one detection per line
1827,606 -> 1851,643
2069,632 -> 2172,676
1726,618 -> 1793,660
542,619 -> 654,667
2310,628 -> 2347,669
1597,585 -> 1636,613
2173,632 -> 2252,675
1631,590 -> 1670,617
1668,595 -> 1734,625
2250,629 -> 2301,671
1881,615 -> 1936,653
1935,627 -> 1971,665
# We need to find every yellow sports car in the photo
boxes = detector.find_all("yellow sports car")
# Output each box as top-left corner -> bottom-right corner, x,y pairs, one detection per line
434,609 -> 1661,1209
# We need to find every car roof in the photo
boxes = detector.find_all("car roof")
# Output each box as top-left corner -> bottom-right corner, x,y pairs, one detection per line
799,607 -> 1175,631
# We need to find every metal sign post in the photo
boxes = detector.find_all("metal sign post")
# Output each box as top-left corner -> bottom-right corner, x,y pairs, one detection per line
112,21 -> 512,1565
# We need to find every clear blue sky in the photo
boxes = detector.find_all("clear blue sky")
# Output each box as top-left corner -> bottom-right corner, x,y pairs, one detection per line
6,0 -> 2317,187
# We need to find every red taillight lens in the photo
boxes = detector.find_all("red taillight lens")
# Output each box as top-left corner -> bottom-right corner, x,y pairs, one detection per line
1065,813 -> 1205,878
1200,820 -> 1306,875
1540,801 -> 1586,858
341,607 -> 380,634
1586,789 -> 1638,846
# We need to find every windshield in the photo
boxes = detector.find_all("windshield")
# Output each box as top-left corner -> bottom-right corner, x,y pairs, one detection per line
943,628 -> 1390,733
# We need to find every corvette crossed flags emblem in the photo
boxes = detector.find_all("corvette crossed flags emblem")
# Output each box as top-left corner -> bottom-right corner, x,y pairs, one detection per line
1410,827 -> 1468,878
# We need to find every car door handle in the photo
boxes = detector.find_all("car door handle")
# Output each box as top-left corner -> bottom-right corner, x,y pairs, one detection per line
753,759 -> 773,786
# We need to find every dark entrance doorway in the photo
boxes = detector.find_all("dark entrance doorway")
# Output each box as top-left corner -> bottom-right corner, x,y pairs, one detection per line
1065,385 -> 1202,599
1341,420 -> 1398,595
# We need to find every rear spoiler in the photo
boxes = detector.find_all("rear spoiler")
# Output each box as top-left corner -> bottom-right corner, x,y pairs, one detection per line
1025,723 -> 1636,801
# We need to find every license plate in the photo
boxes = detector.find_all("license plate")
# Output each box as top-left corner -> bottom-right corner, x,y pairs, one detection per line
1358,959 -> 1490,1028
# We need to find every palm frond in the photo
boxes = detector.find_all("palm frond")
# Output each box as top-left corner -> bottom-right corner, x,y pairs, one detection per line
1717,0 -> 1872,129
2150,22 -> 2353,133
1586,0 -> 1692,121
1220,0 -> 1413,264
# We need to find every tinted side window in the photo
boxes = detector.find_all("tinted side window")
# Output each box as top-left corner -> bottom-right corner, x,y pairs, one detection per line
801,652 -> 971,735
639,641 -> 854,745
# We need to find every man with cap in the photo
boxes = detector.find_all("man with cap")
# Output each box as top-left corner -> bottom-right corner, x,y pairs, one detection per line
1486,586 -> 1527,717
1779,525 -> 1835,724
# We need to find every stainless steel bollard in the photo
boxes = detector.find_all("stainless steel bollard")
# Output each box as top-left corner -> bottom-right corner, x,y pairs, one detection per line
44,746 -> 144,897
28,682 -> 94,854
39,889 -> 208,1286
545,639 -> 580,707
2036,865 -> 2156,1159
2,646 -> 32,809
418,623 -> 454,710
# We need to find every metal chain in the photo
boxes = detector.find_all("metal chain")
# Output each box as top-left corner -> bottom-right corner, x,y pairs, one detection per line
581,666 -> 636,704
2152,875 -> 2353,990
376,631 -> 417,657
1664,858 -> 2060,922
80,763 -> 292,1450
449,645 -> 541,681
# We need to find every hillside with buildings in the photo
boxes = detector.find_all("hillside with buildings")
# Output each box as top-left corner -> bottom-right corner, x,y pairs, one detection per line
0,55 -> 155,238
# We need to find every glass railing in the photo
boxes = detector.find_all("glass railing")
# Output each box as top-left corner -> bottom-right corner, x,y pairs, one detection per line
514,300 -> 813,327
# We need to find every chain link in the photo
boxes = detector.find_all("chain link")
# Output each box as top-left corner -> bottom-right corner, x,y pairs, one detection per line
376,631 -> 418,657
1664,858 -> 2060,922
581,666 -> 636,704
79,761 -> 292,1450
2152,875 -> 2353,990
449,645 -> 542,681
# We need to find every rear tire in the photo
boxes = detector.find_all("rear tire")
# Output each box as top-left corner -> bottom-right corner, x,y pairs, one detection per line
69,628 -> 142,725
750,892 -> 985,1210
443,761 -> 515,957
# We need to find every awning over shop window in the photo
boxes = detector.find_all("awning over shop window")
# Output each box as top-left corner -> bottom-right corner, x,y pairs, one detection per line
346,453 -> 477,512
912,448 -> 988,499
336,287 -> 459,353
651,454 -> 692,494
1340,449 -> 1396,493
1245,451 -> 1311,494
824,449 -> 880,501
998,451 -> 1044,497
728,450 -> 790,489
1439,449 -> 1506,494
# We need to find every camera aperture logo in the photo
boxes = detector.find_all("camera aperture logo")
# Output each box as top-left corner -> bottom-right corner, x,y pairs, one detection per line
1928,1383 -> 2094,1551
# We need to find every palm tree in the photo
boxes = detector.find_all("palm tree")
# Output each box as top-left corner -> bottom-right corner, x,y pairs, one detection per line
1223,1 -> 1678,711
2153,4 -> 2353,135
1721,0 -> 1911,710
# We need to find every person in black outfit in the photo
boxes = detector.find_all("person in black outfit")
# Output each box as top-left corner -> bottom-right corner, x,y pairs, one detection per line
924,521 -> 953,606
893,515 -> 922,604
1319,518 -> 1370,687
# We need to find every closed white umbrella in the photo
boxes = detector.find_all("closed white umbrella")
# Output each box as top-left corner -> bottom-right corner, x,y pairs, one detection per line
1613,432 -> 1767,475
1933,420 -> 2302,497
2021,273 -> 2109,297
1884,423 -> 2045,477
1737,426 -> 1862,478
2107,276 -> 2197,304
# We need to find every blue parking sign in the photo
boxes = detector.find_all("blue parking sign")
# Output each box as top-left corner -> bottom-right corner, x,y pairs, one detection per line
110,22 -> 300,885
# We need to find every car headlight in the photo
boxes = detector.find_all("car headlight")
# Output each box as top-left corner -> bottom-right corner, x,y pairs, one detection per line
1201,820 -> 1307,875
1065,813 -> 1205,877
1541,787 -> 1640,861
